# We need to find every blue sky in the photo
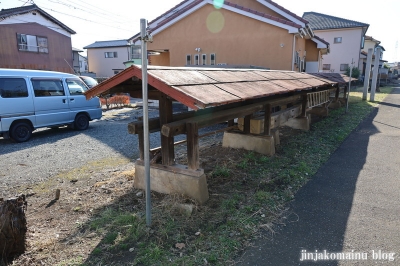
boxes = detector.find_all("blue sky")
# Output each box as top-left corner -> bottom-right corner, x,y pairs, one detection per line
2,0 -> 398,62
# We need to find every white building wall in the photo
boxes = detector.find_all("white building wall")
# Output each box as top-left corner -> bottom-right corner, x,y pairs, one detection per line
314,28 -> 363,73
86,46 -> 130,77
0,12 -> 71,37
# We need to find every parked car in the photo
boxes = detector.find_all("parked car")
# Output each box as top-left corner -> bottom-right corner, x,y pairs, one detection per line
0,69 -> 102,142
79,76 -> 98,88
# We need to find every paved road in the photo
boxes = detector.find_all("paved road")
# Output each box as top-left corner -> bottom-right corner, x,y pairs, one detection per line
238,87 -> 400,265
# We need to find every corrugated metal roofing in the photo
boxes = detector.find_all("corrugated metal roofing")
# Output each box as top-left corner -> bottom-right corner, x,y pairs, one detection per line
85,65 -> 353,110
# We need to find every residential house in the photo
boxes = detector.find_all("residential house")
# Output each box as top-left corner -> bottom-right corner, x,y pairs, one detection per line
303,12 -> 369,73
79,54 -> 88,74
359,36 -> 386,77
0,4 -> 76,73
72,47 -> 83,74
83,40 -> 132,77
128,0 -> 329,73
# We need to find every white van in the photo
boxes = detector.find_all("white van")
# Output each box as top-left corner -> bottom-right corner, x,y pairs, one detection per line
0,69 -> 102,142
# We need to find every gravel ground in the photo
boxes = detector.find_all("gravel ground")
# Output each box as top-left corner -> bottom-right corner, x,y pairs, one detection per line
0,107 -> 224,198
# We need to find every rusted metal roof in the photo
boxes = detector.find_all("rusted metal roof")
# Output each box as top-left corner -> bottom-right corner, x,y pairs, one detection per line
85,65 -> 352,110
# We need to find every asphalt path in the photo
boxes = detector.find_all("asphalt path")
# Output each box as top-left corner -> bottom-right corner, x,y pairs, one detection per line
238,87 -> 400,265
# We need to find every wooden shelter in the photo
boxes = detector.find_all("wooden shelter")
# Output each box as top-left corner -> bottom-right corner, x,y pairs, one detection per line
85,65 -> 354,203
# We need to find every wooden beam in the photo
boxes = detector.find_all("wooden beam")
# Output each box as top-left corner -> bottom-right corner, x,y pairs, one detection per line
264,104 -> 271,135
186,122 -> 199,170
138,131 -> 144,160
243,115 -> 251,134
270,104 -> 302,129
128,94 -> 303,135
159,94 -> 175,166
161,102 -> 266,137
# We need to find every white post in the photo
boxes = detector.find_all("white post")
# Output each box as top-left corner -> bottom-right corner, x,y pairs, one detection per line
370,47 -> 381,101
363,48 -> 373,100
346,59 -> 353,113
140,19 -> 151,226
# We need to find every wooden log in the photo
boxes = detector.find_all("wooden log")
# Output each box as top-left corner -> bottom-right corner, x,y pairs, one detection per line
186,122 -> 200,170
159,94 -> 174,166
128,94 -> 303,135
0,195 -> 27,259
264,104 -> 271,135
243,115 -> 251,134
161,102 -> 266,137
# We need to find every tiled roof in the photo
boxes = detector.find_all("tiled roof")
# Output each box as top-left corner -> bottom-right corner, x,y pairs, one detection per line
260,0 -> 309,24
83,40 -> 130,49
302,12 -> 369,30
0,4 -> 76,34
129,0 -> 301,42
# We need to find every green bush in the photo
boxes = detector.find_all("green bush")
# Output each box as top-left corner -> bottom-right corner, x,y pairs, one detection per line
345,66 -> 360,79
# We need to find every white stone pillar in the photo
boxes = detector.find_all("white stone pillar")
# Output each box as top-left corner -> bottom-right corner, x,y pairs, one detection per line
363,48 -> 373,100
370,47 -> 381,102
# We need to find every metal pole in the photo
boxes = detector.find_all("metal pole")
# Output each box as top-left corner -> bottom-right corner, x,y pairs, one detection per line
140,18 -> 151,226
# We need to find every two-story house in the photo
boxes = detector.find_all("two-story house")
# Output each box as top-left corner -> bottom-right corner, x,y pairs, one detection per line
303,12 -> 369,73
359,36 -> 386,77
83,40 -> 132,77
0,4 -> 76,73
126,0 -> 329,72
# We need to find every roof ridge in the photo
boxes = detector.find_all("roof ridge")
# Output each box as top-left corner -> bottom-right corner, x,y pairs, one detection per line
261,0 -> 309,24
302,11 -> 369,27
129,0 -> 301,42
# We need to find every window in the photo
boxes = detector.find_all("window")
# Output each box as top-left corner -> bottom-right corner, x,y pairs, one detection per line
322,64 -> 331,70
210,53 -> 216,65
131,46 -> 141,59
202,54 -> 207,65
0,78 -> 28,98
105,52 -> 118,58
66,78 -> 88,95
361,36 -> 365,49
340,64 -> 349,71
194,54 -> 199,65
31,79 -> 65,97
17,33 -> 48,53
186,54 -> 191,65
334,37 -> 342,43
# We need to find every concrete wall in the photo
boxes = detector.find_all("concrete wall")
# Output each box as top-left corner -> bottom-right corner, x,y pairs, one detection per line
313,28 -> 363,73
147,4 -> 297,70
86,46 -> 130,77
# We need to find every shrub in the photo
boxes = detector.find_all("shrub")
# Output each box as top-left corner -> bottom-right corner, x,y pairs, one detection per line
100,94 -> 130,109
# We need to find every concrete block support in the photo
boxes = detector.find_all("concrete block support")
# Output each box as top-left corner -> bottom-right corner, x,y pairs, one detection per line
222,132 -> 275,156
284,115 -> 310,131
134,161 -> 209,204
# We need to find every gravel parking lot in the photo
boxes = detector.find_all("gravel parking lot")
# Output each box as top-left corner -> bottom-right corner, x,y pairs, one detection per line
0,107 -> 224,197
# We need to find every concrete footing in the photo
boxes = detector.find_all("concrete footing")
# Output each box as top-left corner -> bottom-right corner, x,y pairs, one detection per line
284,115 -> 310,131
134,161 -> 209,204
222,132 -> 275,156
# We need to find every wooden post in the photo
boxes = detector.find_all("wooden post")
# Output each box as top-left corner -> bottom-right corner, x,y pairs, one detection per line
159,94 -> 175,165
186,122 -> 199,170
228,119 -> 234,127
243,115 -> 251,134
264,104 -> 271,135
138,130 -> 144,160
335,85 -> 340,102
301,94 -> 307,117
